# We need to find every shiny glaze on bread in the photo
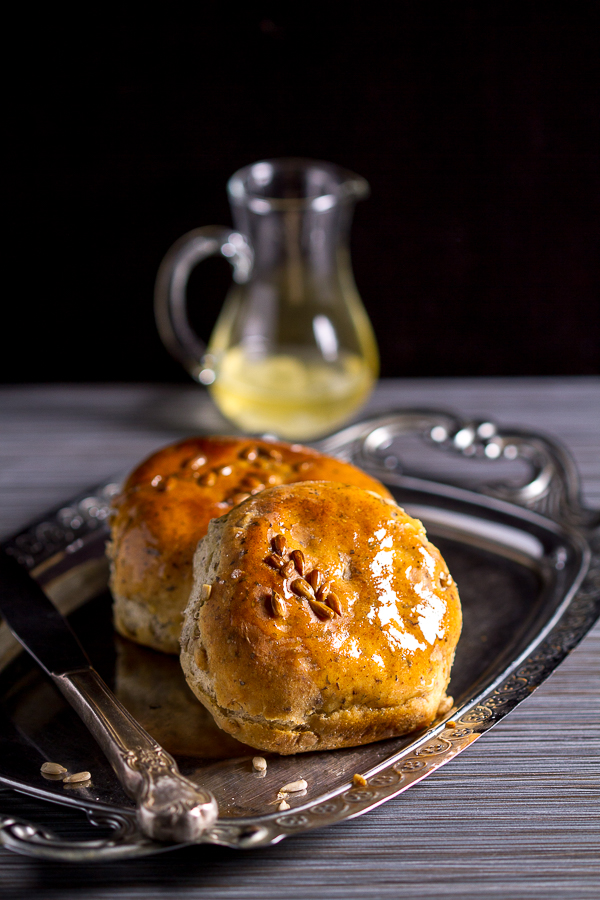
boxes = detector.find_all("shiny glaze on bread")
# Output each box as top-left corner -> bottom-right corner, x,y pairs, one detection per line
180,481 -> 462,754
109,437 -> 393,653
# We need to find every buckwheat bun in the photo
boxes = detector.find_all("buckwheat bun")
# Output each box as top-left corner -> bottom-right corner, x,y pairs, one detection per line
108,437 -> 393,654
180,481 -> 462,755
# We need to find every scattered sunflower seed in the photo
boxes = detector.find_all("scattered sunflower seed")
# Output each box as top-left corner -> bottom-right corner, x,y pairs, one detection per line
200,583 -> 212,600
63,771 -> 91,784
280,779 -> 307,793
352,773 -> 368,787
278,800 -> 290,811
63,781 -> 91,790
40,762 -> 67,776
252,756 -> 267,772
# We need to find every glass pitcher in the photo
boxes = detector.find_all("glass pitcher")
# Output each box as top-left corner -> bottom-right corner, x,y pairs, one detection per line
154,158 -> 379,440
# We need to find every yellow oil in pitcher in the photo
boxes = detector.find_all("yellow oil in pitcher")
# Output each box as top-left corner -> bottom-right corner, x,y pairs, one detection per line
154,159 -> 380,440
209,345 -> 376,440
203,267 -> 379,440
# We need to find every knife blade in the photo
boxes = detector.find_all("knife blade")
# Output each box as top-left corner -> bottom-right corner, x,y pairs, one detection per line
0,552 -> 90,675
0,551 -> 218,843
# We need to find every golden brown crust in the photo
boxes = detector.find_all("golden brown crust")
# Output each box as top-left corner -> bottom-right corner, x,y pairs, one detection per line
109,437 -> 393,653
180,481 -> 462,755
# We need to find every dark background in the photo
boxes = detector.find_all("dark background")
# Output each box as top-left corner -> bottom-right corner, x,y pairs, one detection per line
6,1 -> 599,384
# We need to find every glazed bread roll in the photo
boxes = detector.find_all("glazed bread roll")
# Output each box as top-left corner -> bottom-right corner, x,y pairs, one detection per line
109,437 -> 393,654
180,481 -> 462,755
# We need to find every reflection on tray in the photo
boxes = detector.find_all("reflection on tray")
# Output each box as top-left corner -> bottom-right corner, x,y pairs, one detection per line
114,636 -> 252,760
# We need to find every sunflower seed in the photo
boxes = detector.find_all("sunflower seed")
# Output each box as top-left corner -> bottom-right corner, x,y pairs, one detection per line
273,533 -> 286,554
266,552 -> 286,571
316,584 -> 330,603
307,569 -> 323,591
63,771 -> 91,784
277,800 -> 290,811
291,550 -> 305,575
325,592 -> 343,615
252,756 -> 267,772
282,560 -> 296,578
40,762 -> 67,775
229,492 -> 251,505
242,475 -> 264,492
352,773 -> 368,787
200,583 -> 212,601
199,471 -> 217,487
291,577 -> 314,600
280,779 -> 307,793
308,597 -> 335,619
270,592 -> 287,618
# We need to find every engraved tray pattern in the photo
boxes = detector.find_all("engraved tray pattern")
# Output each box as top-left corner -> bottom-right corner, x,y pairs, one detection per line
0,411 -> 598,861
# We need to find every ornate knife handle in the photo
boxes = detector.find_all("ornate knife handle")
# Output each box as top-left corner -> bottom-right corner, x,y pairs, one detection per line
57,668 -> 218,843
318,409 -> 599,530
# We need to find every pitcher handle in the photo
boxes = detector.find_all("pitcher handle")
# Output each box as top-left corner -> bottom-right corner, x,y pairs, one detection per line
154,226 -> 253,384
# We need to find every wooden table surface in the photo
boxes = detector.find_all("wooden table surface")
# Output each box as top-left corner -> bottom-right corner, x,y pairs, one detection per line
0,378 -> 598,900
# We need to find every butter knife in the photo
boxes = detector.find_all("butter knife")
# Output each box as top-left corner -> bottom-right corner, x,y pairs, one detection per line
0,551 -> 218,843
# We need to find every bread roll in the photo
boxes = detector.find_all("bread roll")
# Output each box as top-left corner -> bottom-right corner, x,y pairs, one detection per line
109,437 -> 393,653
180,481 -> 462,755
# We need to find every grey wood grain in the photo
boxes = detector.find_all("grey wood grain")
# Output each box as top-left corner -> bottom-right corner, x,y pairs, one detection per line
0,379 -> 598,900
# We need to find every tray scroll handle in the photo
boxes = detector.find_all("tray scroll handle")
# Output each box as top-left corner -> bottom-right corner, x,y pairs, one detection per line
318,410 -> 599,529
0,811 -> 157,862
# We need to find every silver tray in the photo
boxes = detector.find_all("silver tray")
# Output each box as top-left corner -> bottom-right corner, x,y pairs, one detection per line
1,410 -> 598,862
